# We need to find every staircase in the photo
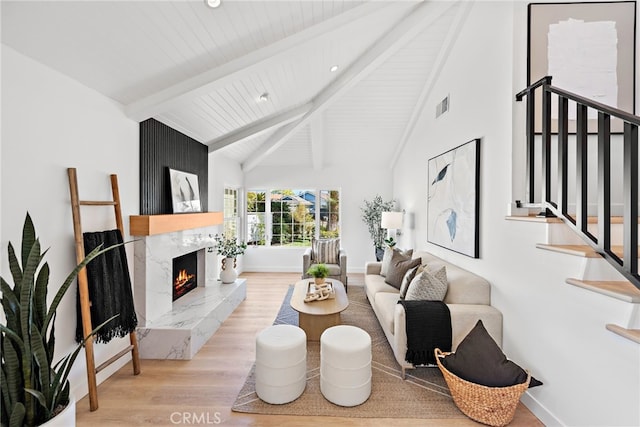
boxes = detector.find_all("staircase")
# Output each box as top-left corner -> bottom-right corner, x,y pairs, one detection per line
514,77 -> 640,344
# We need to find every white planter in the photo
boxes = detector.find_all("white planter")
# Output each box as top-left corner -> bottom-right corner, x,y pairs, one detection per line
41,393 -> 76,427
220,257 -> 237,283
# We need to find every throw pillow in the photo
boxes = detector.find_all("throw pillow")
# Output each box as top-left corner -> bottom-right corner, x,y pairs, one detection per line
380,247 -> 394,277
405,266 -> 448,301
385,252 -> 421,290
381,247 -> 414,277
399,265 -> 420,299
441,320 -> 543,388
312,238 -> 339,264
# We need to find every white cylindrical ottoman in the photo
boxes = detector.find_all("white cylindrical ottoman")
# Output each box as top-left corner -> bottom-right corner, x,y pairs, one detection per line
320,325 -> 372,407
255,324 -> 307,404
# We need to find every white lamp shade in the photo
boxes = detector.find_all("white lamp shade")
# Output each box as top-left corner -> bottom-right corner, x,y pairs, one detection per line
381,211 -> 403,229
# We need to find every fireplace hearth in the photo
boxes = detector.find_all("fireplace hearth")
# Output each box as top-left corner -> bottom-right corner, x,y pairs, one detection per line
132,220 -> 246,360
173,251 -> 198,301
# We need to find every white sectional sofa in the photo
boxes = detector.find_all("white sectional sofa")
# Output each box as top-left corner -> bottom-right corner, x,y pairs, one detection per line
364,250 -> 503,378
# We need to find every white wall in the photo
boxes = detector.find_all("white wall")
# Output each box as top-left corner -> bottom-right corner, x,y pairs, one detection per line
393,2 -> 640,426
209,152 -> 244,274
1,47 -> 139,399
243,165 -> 393,274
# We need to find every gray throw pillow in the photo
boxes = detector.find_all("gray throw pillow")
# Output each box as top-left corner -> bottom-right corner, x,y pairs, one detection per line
381,247 -> 413,277
312,238 -> 340,264
385,252 -> 421,290
405,266 -> 448,301
380,247 -> 395,277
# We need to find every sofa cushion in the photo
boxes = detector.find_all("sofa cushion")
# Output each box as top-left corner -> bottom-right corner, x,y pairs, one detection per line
448,304 -> 503,350
442,320 -> 542,388
374,292 -> 401,335
364,274 -> 398,302
385,252 -> 421,289
381,247 -> 413,277
413,251 -> 491,305
312,238 -> 339,264
405,266 -> 448,301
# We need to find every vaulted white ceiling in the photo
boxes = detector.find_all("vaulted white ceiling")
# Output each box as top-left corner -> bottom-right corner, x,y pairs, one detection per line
1,0 -> 469,171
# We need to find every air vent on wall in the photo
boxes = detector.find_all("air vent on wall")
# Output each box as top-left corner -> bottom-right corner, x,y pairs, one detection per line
436,95 -> 449,118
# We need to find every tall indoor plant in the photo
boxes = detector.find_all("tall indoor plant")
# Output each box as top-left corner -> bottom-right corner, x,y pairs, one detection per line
360,195 -> 395,261
1,213 -> 116,426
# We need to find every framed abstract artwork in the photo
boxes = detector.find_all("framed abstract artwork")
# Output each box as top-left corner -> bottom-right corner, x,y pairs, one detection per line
168,168 -> 202,213
528,1 -> 636,133
427,139 -> 480,258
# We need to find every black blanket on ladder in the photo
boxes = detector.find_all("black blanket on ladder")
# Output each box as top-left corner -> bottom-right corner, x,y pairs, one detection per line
76,229 -> 137,344
397,300 -> 452,366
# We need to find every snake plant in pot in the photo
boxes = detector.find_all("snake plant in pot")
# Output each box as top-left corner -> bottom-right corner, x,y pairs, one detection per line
1,213 -> 117,426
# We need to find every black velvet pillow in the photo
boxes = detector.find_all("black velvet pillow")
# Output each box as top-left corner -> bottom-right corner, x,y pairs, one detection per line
384,252 -> 421,290
442,320 -> 542,388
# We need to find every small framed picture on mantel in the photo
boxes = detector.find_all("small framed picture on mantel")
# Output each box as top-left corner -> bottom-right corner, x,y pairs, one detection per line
168,168 -> 202,213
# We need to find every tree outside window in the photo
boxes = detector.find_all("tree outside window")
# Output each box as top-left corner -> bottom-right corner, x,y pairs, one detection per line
223,188 -> 239,238
246,189 -> 339,246
247,190 -> 266,245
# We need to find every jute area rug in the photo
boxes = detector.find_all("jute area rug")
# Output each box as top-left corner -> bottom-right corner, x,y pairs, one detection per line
231,284 -> 466,420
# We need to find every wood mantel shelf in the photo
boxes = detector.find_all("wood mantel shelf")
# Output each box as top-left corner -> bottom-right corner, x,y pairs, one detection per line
130,212 -> 223,236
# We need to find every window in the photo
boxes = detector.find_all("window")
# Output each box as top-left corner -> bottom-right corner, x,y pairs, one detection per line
271,190 -> 315,246
319,190 -> 340,238
246,189 -> 340,247
247,190 -> 266,245
223,188 -> 239,238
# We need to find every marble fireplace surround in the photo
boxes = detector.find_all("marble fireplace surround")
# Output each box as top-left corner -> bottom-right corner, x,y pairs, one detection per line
130,213 -> 246,359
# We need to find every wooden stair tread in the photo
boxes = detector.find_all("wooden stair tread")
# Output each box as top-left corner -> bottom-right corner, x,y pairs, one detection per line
505,215 -> 562,223
605,324 -> 640,344
566,278 -> 640,303
535,244 -> 629,258
506,215 -> 626,224
536,244 -> 601,258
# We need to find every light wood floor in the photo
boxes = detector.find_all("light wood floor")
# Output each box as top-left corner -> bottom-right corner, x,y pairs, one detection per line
76,273 -> 543,426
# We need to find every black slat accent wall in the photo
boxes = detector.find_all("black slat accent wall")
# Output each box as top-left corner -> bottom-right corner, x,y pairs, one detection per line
140,118 -> 208,215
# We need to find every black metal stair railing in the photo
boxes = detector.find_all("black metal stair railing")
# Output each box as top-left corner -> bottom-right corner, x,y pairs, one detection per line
515,76 -> 640,290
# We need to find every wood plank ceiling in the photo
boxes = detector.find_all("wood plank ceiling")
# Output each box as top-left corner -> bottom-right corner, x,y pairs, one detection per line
1,0 -> 467,171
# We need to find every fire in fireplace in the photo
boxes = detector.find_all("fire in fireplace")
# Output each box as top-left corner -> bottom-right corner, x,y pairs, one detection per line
173,251 -> 198,301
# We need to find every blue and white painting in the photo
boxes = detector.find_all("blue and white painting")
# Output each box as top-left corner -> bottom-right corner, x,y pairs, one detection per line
427,139 -> 480,258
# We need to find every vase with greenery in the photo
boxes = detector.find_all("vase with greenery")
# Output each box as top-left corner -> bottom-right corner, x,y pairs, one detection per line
1,213 -> 117,427
306,263 -> 330,284
360,195 -> 395,261
214,234 -> 247,284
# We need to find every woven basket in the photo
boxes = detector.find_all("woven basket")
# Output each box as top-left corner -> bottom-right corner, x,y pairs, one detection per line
434,348 -> 530,427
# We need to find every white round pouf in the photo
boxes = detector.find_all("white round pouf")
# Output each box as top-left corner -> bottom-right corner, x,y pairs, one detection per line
320,325 -> 372,407
255,324 -> 307,404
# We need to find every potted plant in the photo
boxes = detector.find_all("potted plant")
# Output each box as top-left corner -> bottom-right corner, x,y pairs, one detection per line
1,213 -> 117,427
384,237 -> 397,248
214,234 -> 247,284
306,263 -> 330,285
360,195 -> 395,261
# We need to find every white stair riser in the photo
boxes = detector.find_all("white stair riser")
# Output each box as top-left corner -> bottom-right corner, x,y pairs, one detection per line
546,222 -> 635,246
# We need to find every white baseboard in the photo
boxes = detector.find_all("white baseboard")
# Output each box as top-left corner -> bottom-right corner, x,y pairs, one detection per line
521,391 -> 564,426
241,266 -> 366,274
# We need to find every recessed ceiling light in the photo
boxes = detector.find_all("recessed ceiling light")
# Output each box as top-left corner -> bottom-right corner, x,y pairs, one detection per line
330,65 -> 339,72
205,0 -> 221,8
259,92 -> 269,102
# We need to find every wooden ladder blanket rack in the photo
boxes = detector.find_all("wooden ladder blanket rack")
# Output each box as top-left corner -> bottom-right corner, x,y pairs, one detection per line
67,167 -> 141,411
